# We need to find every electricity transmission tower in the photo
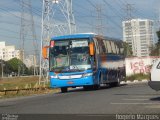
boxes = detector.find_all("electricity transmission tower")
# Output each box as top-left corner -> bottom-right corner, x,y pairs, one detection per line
159,9 -> 160,30
39,0 -> 76,84
124,3 -> 135,56
94,4 -> 104,35
125,4 -> 134,20
19,0 -> 39,76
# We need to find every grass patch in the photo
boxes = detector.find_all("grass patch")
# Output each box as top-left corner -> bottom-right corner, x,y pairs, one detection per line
0,76 -> 41,90
0,88 -> 60,99
125,73 -> 150,81
0,76 -> 59,99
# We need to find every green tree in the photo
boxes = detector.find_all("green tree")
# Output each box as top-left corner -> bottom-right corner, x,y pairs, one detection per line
123,42 -> 133,57
0,59 -> 12,77
150,44 -> 160,56
150,30 -> 160,56
6,58 -> 28,75
157,30 -> 160,43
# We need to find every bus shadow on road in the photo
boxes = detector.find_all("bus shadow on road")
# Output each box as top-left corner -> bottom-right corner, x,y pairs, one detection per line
59,84 -> 128,93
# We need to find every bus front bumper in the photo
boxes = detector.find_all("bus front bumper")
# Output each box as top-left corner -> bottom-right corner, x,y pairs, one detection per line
50,76 -> 94,88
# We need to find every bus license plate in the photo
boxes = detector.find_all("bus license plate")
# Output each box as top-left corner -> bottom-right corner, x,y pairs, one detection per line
67,81 -> 74,84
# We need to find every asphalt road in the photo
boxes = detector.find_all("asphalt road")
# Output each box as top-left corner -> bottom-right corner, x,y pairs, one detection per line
0,82 -> 160,119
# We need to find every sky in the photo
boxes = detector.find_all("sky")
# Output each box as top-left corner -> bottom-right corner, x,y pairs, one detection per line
0,0 -> 160,56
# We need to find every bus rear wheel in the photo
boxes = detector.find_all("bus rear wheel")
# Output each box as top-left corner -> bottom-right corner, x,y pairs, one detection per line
109,78 -> 120,87
93,84 -> 100,90
61,87 -> 68,93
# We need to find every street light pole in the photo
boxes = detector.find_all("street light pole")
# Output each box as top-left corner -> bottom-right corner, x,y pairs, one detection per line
0,60 -> 4,78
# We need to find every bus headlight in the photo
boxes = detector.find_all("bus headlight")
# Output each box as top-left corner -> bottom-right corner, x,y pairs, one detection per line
50,74 -> 58,79
83,73 -> 93,77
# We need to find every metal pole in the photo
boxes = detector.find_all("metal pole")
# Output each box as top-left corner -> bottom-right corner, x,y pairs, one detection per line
1,61 -> 3,78
2,63 -> 3,78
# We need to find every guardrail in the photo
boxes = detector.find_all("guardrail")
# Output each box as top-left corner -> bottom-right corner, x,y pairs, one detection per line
0,86 -> 50,95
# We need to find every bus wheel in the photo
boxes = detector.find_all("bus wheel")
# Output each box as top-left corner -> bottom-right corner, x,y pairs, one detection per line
83,86 -> 90,90
114,78 -> 120,86
93,84 -> 100,90
110,78 -> 120,87
61,87 -> 68,93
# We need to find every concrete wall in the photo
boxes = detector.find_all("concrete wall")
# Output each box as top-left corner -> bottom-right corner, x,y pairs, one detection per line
125,56 -> 160,76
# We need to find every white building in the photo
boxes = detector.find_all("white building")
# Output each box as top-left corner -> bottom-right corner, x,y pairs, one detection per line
122,19 -> 154,57
0,41 -> 20,61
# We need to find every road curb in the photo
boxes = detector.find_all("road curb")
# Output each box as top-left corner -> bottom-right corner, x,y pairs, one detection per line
120,79 -> 148,84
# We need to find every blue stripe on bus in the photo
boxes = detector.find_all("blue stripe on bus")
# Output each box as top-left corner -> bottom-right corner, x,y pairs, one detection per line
51,33 -> 95,40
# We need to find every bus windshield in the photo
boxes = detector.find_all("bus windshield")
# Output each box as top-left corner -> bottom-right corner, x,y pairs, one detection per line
49,39 -> 91,72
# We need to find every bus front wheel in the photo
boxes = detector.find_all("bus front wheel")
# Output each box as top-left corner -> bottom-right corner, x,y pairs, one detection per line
61,87 -> 68,93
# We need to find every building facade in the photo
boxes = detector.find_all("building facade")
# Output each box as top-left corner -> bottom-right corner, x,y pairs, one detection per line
0,41 -> 20,61
122,19 -> 154,57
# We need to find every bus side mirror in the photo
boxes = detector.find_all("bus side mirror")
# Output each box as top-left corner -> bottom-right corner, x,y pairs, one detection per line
42,46 -> 49,59
89,42 -> 95,56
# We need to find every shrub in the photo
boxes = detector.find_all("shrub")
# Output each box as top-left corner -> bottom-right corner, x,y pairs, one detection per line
125,73 -> 150,81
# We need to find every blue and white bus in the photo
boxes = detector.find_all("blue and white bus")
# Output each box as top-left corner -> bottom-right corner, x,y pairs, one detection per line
43,33 -> 126,93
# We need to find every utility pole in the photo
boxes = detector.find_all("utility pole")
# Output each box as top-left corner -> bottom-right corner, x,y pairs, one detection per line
39,0 -> 76,85
20,0 -> 39,76
0,60 -> 4,78
158,9 -> 160,31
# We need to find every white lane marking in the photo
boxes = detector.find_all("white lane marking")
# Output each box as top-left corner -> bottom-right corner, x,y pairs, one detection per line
111,102 -> 160,105
123,99 -> 148,101
146,105 -> 160,108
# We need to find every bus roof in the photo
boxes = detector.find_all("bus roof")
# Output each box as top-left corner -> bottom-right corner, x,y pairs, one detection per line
51,33 -> 96,40
51,33 -> 123,42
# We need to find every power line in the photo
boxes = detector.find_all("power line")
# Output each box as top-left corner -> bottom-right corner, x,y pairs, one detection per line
86,0 -> 97,9
19,0 -> 39,76
0,33 -> 36,41
75,0 -> 123,36
0,7 -> 41,28
103,0 -> 124,20
14,0 -> 42,16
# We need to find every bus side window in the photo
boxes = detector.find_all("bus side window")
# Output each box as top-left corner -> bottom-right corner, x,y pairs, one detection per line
101,39 -> 106,54
106,40 -> 112,54
103,40 -> 108,53
97,39 -> 103,54
120,48 -> 124,54
115,42 -> 120,54
110,41 -> 117,54
120,43 -> 125,54
97,38 -> 105,54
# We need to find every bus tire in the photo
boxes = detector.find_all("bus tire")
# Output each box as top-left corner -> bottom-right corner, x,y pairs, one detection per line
115,78 -> 120,86
93,84 -> 100,90
83,86 -> 89,90
61,87 -> 68,93
83,86 -> 92,90
110,78 -> 120,87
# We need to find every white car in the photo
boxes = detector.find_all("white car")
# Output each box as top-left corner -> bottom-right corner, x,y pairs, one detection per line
148,59 -> 160,91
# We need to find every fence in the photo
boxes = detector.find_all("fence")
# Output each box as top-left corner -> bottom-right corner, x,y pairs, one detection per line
0,84 -> 51,96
